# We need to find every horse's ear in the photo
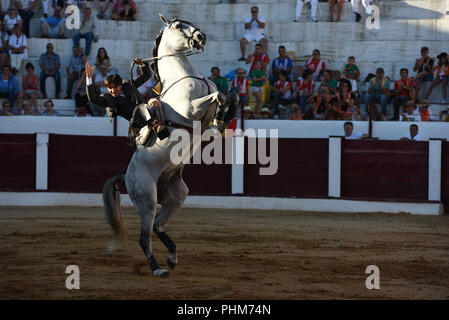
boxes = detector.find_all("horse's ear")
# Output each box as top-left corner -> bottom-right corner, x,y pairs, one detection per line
159,13 -> 170,26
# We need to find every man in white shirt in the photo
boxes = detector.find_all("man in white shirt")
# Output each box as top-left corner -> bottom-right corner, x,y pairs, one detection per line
343,121 -> 368,139
294,0 -> 319,23
401,124 -> 422,141
239,6 -> 267,62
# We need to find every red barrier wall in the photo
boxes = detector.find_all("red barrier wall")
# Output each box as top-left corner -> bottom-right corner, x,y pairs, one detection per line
442,141 -> 449,214
0,134 -> 36,191
341,140 -> 429,201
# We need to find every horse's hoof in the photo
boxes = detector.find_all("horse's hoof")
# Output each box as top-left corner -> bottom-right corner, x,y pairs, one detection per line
153,268 -> 170,278
167,258 -> 177,270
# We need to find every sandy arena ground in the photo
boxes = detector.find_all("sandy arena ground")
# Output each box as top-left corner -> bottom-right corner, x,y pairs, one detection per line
0,206 -> 448,299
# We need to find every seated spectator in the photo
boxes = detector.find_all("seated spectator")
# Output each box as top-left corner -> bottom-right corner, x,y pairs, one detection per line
364,67 -> 390,115
40,99 -> 59,116
94,0 -> 111,19
293,69 -> 315,113
94,63 -> 112,94
18,99 -> 37,115
208,67 -> 228,94
245,43 -> 269,76
14,0 -> 36,37
270,45 -> 292,83
322,70 -> 338,94
3,7 -> 21,35
343,121 -> 368,140
329,0 -> 344,22
400,124 -> 422,141
95,47 -> 112,72
17,62 -> 39,113
335,79 -> 359,120
0,22 -> 9,69
243,106 -> 254,120
288,104 -> 303,120
400,101 -> 421,122
65,46 -> 86,99
294,0 -> 318,22
309,83 -> 333,120
0,65 -> 18,107
260,107 -> 272,119
342,56 -> 360,92
8,23 -> 27,74
75,105 -> 91,117
72,7 -> 99,57
250,60 -> 267,116
231,68 -> 249,114
440,106 -> 449,121
413,46 -> 434,99
305,49 -> 325,82
0,100 -> 14,115
110,0 -> 137,21
39,42 -> 61,99
425,52 -> 448,103
270,70 -> 292,117
40,6 -> 66,38
364,101 -> 387,121
417,99 -> 434,122
239,6 -> 267,61
392,68 -> 415,120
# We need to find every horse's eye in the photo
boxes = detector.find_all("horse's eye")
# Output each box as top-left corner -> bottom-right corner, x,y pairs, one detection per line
176,23 -> 182,29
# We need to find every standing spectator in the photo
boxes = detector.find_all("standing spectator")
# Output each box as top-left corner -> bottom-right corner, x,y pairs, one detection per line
0,22 -> 9,69
305,49 -> 326,82
39,42 -> 61,99
3,7 -> 21,35
425,52 -> 448,103
270,45 -> 293,83
208,67 -> 228,94
8,24 -> 27,75
17,62 -> 39,113
250,60 -> 267,117
270,70 -> 292,118
95,47 -> 112,71
245,43 -> 269,76
231,68 -> 249,113
293,69 -> 315,113
294,0 -> 318,22
72,7 -> 99,57
40,99 -> 59,116
413,47 -> 434,100
342,56 -> 360,92
351,0 -> 373,22
329,0 -> 344,22
364,67 -> 390,115
400,124 -> 422,141
14,0 -> 36,37
94,0 -> 111,19
0,100 -> 14,115
392,68 -> 415,121
65,46 -> 86,99
400,101 -> 421,122
0,64 -> 18,107
417,99 -> 434,122
40,6 -> 66,38
110,0 -> 137,21
343,121 -> 368,139
239,6 -> 267,61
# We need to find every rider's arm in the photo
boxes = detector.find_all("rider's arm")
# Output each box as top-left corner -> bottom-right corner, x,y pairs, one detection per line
86,78 -> 107,108
134,64 -> 152,88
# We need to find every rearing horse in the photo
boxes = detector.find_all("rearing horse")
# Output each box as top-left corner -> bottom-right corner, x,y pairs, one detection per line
102,14 -> 236,278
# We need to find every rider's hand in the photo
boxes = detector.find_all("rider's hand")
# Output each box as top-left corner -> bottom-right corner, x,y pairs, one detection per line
85,62 -> 95,78
134,58 -> 144,67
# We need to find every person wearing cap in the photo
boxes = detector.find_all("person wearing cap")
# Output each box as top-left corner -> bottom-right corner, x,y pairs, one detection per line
364,67 -> 390,116
400,100 -> 421,122
413,47 -> 434,99
260,107 -> 272,119
392,68 -> 415,121
242,106 -> 254,120
425,52 -> 448,103
417,99 -> 434,122
400,124 -> 422,141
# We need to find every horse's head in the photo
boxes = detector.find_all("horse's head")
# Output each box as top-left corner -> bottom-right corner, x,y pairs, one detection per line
159,13 -> 206,52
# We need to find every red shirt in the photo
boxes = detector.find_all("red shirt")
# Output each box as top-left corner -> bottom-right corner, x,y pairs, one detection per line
231,78 -> 249,96
306,58 -> 326,74
247,53 -> 269,75
295,78 -> 315,96
394,78 -> 415,97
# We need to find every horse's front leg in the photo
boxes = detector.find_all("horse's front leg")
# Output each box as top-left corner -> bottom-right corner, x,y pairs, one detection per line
190,91 -> 224,120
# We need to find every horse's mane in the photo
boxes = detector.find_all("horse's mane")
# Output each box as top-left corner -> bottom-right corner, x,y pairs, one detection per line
151,33 -> 163,83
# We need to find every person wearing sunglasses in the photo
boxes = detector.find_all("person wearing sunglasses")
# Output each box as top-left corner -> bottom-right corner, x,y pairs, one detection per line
239,6 -> 267,62
305,49 -> 326,82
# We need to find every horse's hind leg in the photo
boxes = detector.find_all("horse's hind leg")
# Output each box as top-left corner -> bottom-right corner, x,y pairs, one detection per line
155,169 -> 189,270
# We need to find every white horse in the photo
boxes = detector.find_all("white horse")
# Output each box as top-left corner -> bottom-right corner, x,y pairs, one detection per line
102,14 -> 236,278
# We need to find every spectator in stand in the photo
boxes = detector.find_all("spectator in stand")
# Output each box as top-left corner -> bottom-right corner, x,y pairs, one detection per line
0,23 -> 9,69
94,0 -> 111,19
74,69 -> 91,115
75,105 -> 91,117
14,0 -> 36,37
288,104 -> 303,120
293,69 -> 315,113
270,70 -> 292,118
343,121 -> 368,139
260,107 -> 272,119
329,0 -> 344,22
110,0 -> 137,21
208,67 -> 228,94
0,64 -> 18,106
335,79 -> 360,121
40,6 -> 66,38
18,99 -> 37,115
39,42 -> 61,99
417,99 -> 434,122
245,43 -> 269,76
3,7 -> 21,35
0,100 -> 14,115
72,7 -> 99,57
305,49 -> 326,82
17,62 -> 39,113
94,63 -> 111,94
65,46 -> 87,99
243,106 -> 254,120
392,68 -> 415,121
351,0 -> 373,23
364,101 -> 386,121
95,47 -> 112,72
270,45 -> 292,83
40,99 -> 59,116
400,124 -> 422,141
322,70 -> 338,94
250,60 -> 267,117
425,52 -> 448,103
231,68 -> 249,114
294,0 -> 318,23
309,83 -> 333,120
8,23 -> 27,74
400,101 -> 421,122
342,56 -> 360,92
239,6 -> 267,62
413,47 -> 434,100
364,67 -> 390,115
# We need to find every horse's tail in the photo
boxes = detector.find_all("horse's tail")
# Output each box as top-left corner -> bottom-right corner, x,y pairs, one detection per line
103,175 -> 127,243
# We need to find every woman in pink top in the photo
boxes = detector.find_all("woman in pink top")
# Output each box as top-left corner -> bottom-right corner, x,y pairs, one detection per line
110,0 -> 137,21
17,62 -> 39,113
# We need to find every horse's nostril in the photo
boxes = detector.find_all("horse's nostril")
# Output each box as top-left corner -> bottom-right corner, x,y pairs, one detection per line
197,34 -> 203,41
